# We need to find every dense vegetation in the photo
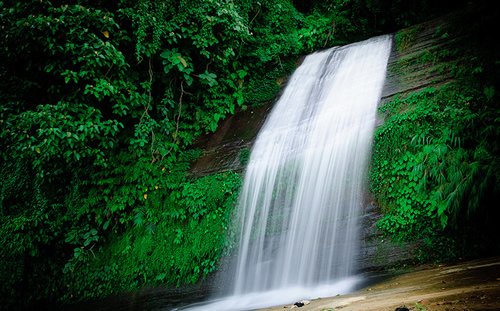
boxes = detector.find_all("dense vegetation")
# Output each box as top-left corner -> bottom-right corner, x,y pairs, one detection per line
371,6 -> 499,261
0,0 -> 486,309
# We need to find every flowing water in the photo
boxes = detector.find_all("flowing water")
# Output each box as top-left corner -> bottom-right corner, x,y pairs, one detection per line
181,35 -> 392,311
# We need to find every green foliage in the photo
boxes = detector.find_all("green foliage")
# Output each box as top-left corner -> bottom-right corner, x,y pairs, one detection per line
0,0 -> 483,308
62,171 -> 241,301
239,148 -> 251,166
0,0 -> 342,306
371,23 -> 500,261
394,27 -> 419,52
0,159 -> 69,306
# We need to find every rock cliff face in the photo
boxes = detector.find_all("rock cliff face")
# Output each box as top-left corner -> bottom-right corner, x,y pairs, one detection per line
380,6 -> 480,100
190,6 -> 478,271
190,104 -> 270,176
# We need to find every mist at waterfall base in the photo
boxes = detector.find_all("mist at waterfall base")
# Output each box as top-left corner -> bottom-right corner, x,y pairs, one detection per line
179,35 -> 392,311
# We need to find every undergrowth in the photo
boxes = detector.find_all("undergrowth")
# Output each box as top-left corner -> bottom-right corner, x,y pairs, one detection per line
62,170 -> 241,301
371,9 -> 499,261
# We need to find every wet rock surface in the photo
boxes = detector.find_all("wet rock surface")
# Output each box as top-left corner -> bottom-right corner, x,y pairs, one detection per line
358,203 -> 416,272
190,104 -> 272,177
262,256 -> 500,311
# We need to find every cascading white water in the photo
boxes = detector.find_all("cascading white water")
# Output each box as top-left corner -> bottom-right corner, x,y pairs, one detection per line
183,35 -> 391,311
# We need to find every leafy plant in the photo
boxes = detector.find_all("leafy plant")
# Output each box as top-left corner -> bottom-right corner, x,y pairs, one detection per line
371,10 -> 500,261
0,0 -> 487,308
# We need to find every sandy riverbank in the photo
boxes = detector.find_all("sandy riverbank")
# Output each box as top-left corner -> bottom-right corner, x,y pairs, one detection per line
261,256 -> 500,311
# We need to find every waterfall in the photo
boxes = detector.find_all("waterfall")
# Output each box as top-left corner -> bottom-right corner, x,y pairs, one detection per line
184,35 -> 392,311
